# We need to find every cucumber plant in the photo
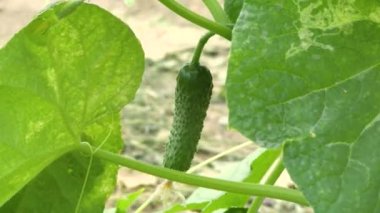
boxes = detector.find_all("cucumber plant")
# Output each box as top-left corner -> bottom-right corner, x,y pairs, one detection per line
0,0 -> 379,213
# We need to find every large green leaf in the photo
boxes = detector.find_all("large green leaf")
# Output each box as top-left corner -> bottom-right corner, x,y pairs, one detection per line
0,1 -> 144,212
0,86 -> 76,206
227,0 -> 380,212
0,2 -> 144,134
2,114 -> 123,213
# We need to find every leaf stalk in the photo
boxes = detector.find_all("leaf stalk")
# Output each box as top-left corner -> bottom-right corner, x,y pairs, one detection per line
158,0 -> 231,40
78,143 -> 309,206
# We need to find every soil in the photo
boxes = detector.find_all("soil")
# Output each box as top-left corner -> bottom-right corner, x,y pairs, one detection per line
0,1 -> 313,212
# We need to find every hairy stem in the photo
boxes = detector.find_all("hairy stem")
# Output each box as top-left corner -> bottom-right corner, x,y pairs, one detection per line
78,143 -> 309,206
158,0 -> 231,40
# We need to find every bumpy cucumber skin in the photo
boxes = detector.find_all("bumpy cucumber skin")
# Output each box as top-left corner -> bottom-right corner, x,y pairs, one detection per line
163,63 -> 213,171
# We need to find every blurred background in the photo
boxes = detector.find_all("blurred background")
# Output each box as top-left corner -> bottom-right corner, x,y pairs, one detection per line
0,1 -> 312,212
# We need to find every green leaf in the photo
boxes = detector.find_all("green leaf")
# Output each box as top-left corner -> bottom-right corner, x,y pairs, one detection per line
227,0 -> 380,212
116,188 -> 145,213
0,2 -> 144,134
103,189 -> 145,213
2,114 -> 123,213
0,86 -> 77,206
224,0 -> 243,23
165,148 -> 280,213
0,2 -> 144,212
164,203 -> 205,213
223,207 -> 247,213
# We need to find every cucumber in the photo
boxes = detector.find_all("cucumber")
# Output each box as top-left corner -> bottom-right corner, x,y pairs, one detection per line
163,63 -> 213,171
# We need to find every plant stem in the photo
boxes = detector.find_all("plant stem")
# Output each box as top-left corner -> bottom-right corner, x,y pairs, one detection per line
191,32 -> 215,65
202,0 -> 230,24
75,152 -> 93,213
158,0 -> 231,40
78,143 -> 309,206
56,0 -> 84,19
248,156 -> 285,213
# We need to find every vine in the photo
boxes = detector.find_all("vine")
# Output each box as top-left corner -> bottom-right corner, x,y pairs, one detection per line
78,142 -> 309,206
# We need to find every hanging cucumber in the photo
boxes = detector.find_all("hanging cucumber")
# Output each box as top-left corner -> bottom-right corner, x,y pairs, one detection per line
163,32 -> 214,171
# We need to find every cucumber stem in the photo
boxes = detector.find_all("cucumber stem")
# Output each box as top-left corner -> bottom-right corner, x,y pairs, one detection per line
191,32 -> 215,65
158,0 -> 231,40
78,143 -> 309,206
